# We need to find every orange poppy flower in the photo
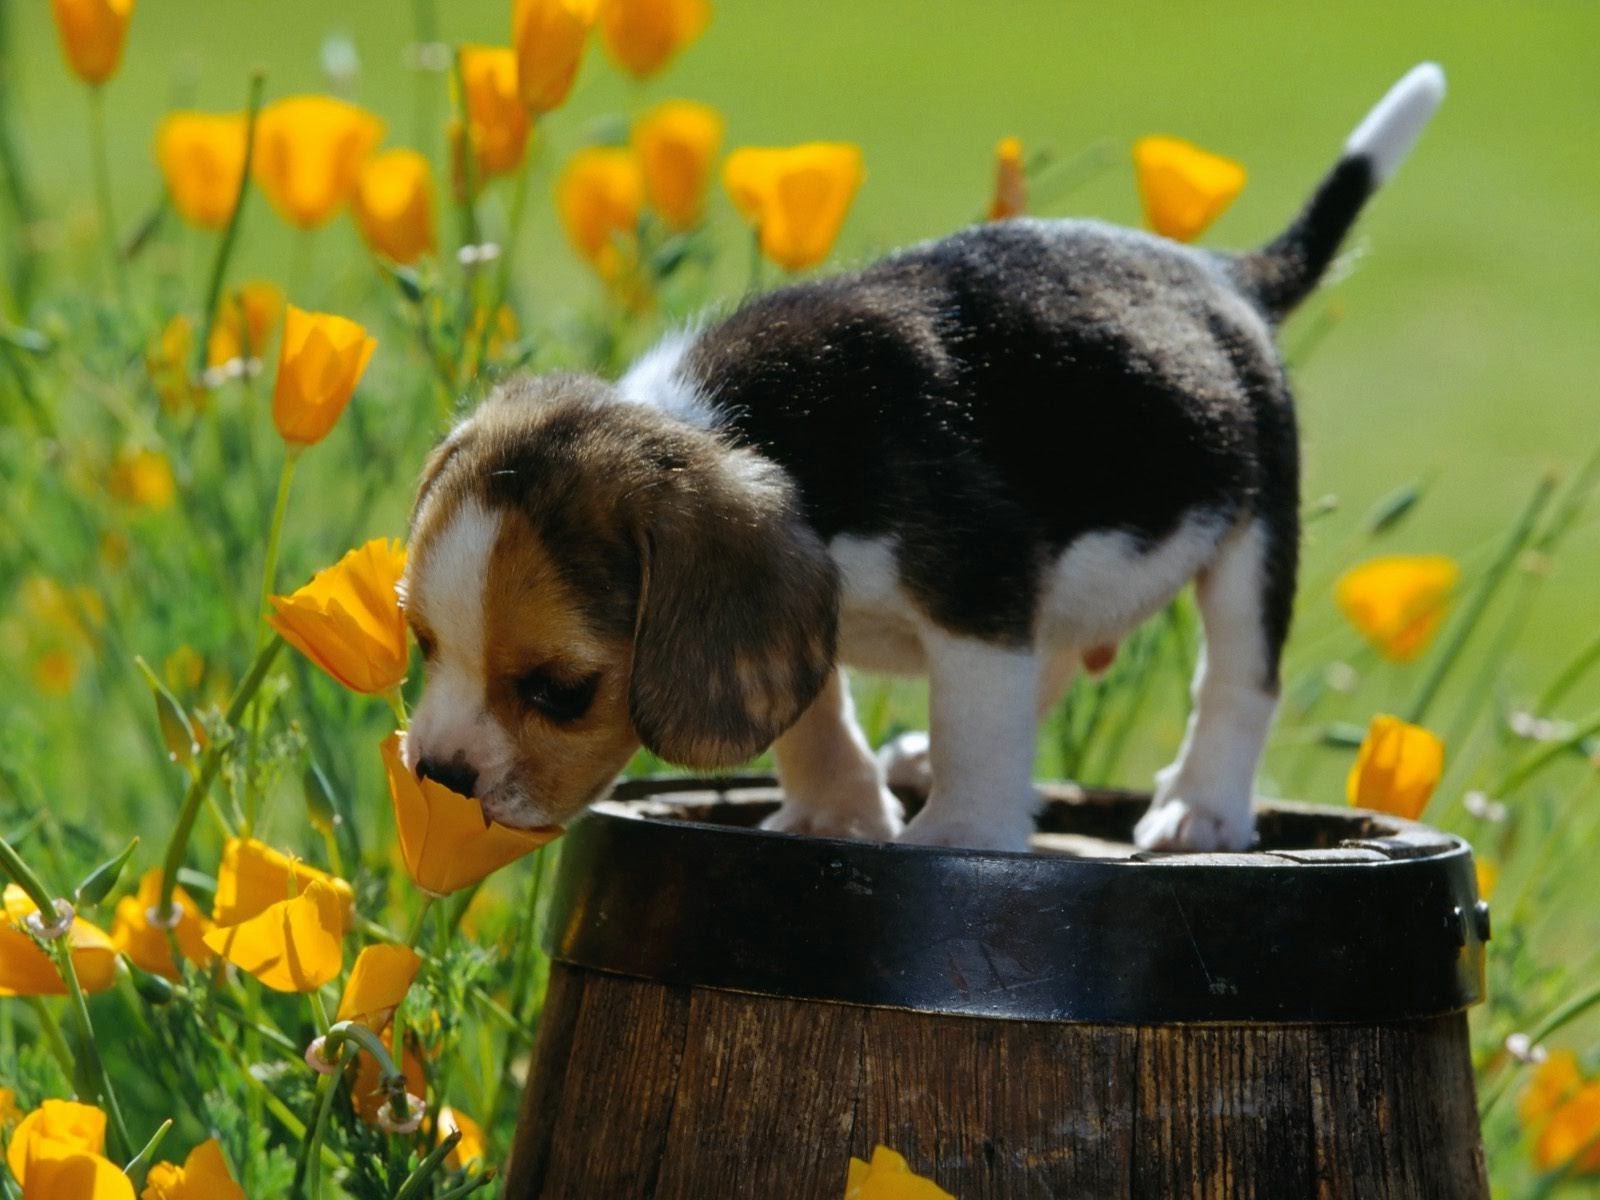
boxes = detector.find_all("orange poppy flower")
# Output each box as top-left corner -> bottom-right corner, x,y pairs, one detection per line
988,135 -> 1026,221
598,0 -> 709,80
110,867 -> 213,980
6,1100 -> 105,1184
353,150 -> 436,265
206,281 -> 284,369
253,95 -> 384,229
202,879 -> 344,993
335,943 -> 422,1030
455,47 -> 530,181
142,1138 -> 246,1200
723,143 -> 865,272
845,1145 -> 954,1200
1132,135 -> 1246,242
211,837 -> 354,931
268,538 -> 409,695
633,100 -> 723,231
1335,555 -> 1460,663
556,146 -> 644,281
1346,714 -> 1445,820
49,0 -> 134,86
270,306 -> 376,447
381,733 -> 559,897
155,112 -> 248,230
0,886 -> 117,997
513,0 -> 599,114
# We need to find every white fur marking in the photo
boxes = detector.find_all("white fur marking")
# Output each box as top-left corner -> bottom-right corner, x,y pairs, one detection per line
899,632 -> 1040,851
1136,522 -> 1278,852
404,500 -> 516,794
1344,62 -> 1446,184
618,331 -> 719,428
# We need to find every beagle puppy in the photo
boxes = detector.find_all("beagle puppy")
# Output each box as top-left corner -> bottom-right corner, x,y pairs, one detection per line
399,64 -> 1445,853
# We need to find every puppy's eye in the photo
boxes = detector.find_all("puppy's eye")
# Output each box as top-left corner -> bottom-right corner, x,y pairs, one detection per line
516,670 -> 599,724
413,630 -> 436,661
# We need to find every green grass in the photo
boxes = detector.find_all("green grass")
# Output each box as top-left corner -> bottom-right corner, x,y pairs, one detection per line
3,2 -> 1600,1195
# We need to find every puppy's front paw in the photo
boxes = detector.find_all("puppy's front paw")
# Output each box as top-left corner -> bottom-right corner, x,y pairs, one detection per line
759,791 -> 904,842
877,731 -> 932,797
1133,796 -> 1255,853
897,808 -> 1033,853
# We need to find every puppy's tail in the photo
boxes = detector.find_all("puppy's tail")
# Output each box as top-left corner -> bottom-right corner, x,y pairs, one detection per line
1232,62 -> 1446,323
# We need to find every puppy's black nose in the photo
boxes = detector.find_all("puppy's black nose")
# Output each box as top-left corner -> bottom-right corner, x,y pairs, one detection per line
416,756 -> 479,798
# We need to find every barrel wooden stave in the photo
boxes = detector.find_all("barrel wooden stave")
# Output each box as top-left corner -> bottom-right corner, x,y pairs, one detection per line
508,964 -> 1489,1200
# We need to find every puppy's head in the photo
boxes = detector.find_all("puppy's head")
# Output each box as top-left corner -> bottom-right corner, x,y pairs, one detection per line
400,373 -> 838,828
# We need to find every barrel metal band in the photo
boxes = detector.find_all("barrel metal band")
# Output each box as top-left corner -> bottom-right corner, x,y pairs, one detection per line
542,777 -> 1487,1025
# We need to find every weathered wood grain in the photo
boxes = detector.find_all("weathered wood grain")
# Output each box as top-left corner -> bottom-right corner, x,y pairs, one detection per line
509,971 -> 1487,1199
653,989 -> 866,1200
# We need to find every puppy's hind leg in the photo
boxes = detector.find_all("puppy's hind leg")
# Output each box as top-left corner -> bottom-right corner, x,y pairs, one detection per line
763,668 -> 904,841
898,633 -> 1042,852
1135,520 -> 1290,852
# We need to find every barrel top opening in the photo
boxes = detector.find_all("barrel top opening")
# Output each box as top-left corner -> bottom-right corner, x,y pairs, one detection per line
544,774 -> 1488,1025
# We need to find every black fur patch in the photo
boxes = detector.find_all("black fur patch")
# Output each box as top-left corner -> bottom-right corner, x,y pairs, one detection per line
684,218 -> 1299,659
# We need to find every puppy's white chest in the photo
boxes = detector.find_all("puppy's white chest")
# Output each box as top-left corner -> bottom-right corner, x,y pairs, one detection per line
829,535 -> 926,674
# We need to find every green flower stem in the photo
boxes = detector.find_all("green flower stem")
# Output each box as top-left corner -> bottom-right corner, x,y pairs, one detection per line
85,84 -> 125,300
158,637 -> 286,919
290,1062 -> 344,1200
1404,473 -> 1557,726
194,70 -> 266,379
50,938 -> 133,1160
1538,629 -> 1600,715
411,0 -> 440,156
450,50 -> 482,252
123,1118 -> 174,1182
747,227 -> 764,293
474,142 -> 537,373
257,448 -> 303,638
0,830 -> 55,914
309,987 -> 333,1037
432,1172 -> 496,1200
1494,708 -> 1600,796
393,1128 -> 462,1200
405,894 -> 437,949
24,996 -> 75,1081
385,684 -> 409,731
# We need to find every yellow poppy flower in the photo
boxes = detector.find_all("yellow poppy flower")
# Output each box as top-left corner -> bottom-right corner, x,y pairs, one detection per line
0,885 -> 118,997
598,0 -> 709,80
18,1144 -> 133,1200
212,837 -> 353,931
381,733 -> 559,897
270,306 -> 376,447
1346,714 -> 1444,821
439,1107 -> 486,1169
6,1099 -> 105,1184
353,150 -> 436,266
253,95 -> 384,229
206,281 -> 284,369
20,579 -> 102,643
141,1138 -> 246,1200
556,146 -> 644,280
455,47 -> 531,181
154,112 -> 248,230
633,100 -> 723,232
1335,555 -> 1460,663
31,651 -> 79,698
1132,135 -> 1246,242
268,538 -> 409,695
988,135 -> 1026,221
352,1025 -> 427,1125
513,0 -> 598,114
845,1145 -> 954,1200
335,943 -> 422,1030
201,878 -> 344,993
723,143 -> 865,272
164,645 -> 205,693
145,315 -> 202,414
110,868 -> 212,980
107,448 -> 176,510
1536,1082 -> 1600,1174
1521,1049 -> 1582,1126
49,0 -> 134,87
1475,858 -> 1498,900
0,1088 -> 21,1127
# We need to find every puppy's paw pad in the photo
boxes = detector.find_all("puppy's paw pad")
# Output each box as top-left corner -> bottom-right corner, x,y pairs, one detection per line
897,813 -> 1031,853
1133,798 -> 1254,853
877,731 -> 932,796
759,795 -> 903,842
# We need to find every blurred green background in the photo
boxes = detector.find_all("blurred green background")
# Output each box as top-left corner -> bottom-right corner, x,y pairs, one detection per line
5,0 -> 1598,801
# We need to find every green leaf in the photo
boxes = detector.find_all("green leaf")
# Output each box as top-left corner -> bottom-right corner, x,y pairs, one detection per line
73,836 -> 139,906
134,656 -> 200,766
303,760 -> 338,837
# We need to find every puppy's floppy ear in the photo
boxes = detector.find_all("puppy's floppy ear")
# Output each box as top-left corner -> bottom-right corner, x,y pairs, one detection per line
410,429 -> 468,528
629,448 -> 838,767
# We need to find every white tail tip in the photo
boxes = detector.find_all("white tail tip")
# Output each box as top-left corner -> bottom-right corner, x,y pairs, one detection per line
1344,62 -> 1447,184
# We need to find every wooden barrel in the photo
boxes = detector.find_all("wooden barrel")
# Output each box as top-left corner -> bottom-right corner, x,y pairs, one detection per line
507,776 -> 1490,1199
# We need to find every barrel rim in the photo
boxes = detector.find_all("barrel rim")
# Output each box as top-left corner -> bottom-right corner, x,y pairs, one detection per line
543,774 -> 1488,1024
